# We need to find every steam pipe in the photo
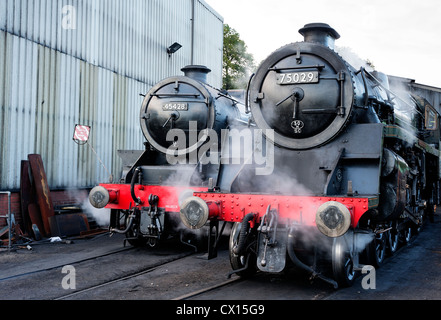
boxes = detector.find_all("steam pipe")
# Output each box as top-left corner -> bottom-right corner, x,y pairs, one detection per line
130,167 -> 142,205
111,210 -> 136,234
287,226 -> 338,289
233,213 -> 255,255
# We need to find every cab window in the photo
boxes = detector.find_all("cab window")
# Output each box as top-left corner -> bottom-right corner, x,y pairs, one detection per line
425,106 -> 438,130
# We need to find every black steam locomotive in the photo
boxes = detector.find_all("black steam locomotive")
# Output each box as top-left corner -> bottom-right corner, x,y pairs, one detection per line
177,23 -> 441,287
89,22 -> 440,287
89,65 -> 247,248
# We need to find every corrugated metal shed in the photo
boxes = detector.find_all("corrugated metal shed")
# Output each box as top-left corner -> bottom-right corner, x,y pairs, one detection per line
0,0 -> 224,191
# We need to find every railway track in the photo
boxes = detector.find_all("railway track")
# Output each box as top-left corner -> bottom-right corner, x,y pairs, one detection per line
0,233 -> 211,300
2,216 -> 441,301
172,276 -> 243,300
51,245 -> 239,300
0,245 -> 133,283
55,250 -> 195,300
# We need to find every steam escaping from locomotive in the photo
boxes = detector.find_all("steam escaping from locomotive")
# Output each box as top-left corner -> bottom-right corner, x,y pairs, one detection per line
89,21 -> 440,289
335,46 -> 374,73
65,189 -> 110,227
177,22 -> 441,288
164,124 -> 275,176
82,197 -> 111,227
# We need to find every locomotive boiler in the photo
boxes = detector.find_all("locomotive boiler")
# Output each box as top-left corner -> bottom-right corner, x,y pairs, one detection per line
89,65 -> 246,248
179,23 -> 441,287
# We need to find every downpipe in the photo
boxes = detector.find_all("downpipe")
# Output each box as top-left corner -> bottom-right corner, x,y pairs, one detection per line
287,226 -> 338,289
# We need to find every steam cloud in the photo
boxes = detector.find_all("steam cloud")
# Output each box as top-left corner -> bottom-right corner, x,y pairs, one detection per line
66,189 -> 110,227
81,197 -> 111,227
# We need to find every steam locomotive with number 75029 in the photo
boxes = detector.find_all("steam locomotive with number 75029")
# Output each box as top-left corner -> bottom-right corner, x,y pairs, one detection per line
177,23 -> 441,287
89,23 -> 441,288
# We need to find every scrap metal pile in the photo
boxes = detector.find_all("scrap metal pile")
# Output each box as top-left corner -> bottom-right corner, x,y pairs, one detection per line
0,154 -> 104,251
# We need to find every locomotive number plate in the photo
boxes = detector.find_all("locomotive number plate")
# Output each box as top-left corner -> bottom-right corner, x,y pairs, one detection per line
277,71 -> 319,85
162,103 -> 188,111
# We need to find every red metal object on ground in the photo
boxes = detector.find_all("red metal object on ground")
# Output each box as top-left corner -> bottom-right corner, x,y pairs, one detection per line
28,203 -> 46,238
28,154 -> 55,236
20,160 -> 34,236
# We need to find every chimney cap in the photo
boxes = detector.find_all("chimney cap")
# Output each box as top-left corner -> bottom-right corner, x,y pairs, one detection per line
181,65 -> 211,83
299,23 -> 340,40
181,65 -> 211,74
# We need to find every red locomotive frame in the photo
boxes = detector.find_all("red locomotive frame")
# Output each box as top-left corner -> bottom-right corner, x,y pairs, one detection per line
188,191 -> 377,230
97,184 -> 208,212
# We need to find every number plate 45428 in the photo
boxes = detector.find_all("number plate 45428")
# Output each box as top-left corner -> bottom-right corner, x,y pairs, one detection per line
162,103 -> 188,111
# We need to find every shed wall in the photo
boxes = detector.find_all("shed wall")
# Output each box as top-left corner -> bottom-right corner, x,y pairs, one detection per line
0,0 -> 224,191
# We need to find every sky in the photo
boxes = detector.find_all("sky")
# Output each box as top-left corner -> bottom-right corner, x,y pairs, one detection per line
204,0 -> 441,88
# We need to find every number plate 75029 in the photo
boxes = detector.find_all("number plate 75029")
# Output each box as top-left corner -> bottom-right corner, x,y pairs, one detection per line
277,71 -> 319,85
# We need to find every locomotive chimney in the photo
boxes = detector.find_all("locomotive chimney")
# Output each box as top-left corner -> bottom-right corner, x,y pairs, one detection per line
299,23 -> 340,50
181,65 -> 211,83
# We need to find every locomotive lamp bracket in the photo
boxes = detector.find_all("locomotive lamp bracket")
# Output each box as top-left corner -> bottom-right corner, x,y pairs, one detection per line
296,47 -> 302,64
337,106 -> 346,117
254,92 -> 265,103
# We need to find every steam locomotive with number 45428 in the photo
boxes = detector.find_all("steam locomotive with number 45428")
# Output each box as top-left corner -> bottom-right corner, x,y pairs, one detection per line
90,23 -> 441,288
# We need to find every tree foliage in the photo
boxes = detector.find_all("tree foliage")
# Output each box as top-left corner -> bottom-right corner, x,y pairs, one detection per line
223,24 -> 255,90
